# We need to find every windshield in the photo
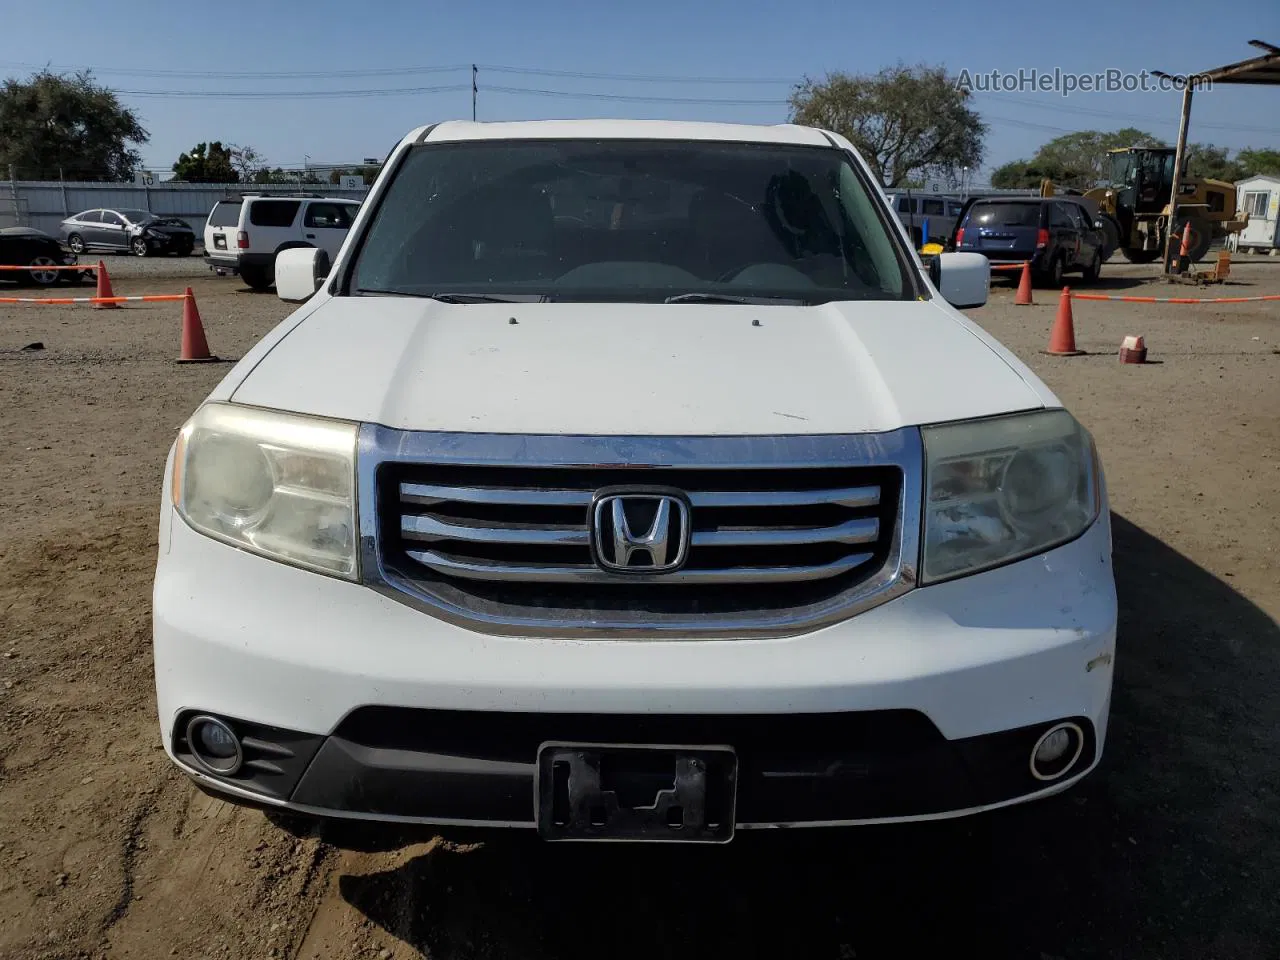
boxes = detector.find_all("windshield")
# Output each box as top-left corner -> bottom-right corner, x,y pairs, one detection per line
965,203 -> 1041,228
349,139 -> 913,303
116,209 -> 153,224
1109,152 -> 1134,187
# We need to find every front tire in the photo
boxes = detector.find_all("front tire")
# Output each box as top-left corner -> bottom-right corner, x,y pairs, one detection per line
1172,216 -> 1212,263
67,233 -> 86,255
131,237 -> 150,257
27,256 -> 60,287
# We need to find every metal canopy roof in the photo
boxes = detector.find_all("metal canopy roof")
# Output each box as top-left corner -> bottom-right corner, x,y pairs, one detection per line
1178,39 -> 1280,85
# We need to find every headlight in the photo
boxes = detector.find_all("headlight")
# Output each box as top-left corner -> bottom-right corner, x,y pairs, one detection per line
172,403 -> 358,579
921,410 -> 1100,584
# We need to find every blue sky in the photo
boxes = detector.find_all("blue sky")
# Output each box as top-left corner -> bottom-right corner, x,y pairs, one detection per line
2,0 -> 1277,182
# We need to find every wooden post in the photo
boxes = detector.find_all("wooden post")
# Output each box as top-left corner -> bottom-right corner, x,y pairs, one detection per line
1163,84 -> 1194,274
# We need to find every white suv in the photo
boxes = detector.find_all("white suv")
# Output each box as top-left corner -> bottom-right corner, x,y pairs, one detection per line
203,193 -> 361,291
155,120 -> 1116,843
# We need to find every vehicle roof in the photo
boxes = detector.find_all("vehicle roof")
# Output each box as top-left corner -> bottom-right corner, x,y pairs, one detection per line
403,119 -> 834,148
968,197 -> 1079,205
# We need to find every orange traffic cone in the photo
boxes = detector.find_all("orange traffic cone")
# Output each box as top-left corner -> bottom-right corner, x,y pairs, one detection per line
93,260 -> 119,310
1043,287 -> 1084,356
1119,335 -> 1147,364
177,288 -> 218,363
1015,261 -> 1034,306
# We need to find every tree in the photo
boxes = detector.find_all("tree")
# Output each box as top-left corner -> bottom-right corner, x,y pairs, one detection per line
990,129 -> 1167,190
789,64 -> 985,187
991,157 -> 1075,189
1237,148 -> 1280,178
228,144 -> 267,182
172,141 -> 237,182
0,70 -> 148,180
1183,143 -> 1246,182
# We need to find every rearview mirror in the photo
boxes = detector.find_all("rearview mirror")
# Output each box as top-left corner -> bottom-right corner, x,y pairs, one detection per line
927,252 -> 989,309
276,247 -> 331,303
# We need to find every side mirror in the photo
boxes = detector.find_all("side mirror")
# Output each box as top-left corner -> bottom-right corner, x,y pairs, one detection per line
928,252 -> 989,309
276,247 -> 331,303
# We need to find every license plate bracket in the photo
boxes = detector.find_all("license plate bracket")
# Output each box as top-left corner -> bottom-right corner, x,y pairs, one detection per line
536,743 -> 737,843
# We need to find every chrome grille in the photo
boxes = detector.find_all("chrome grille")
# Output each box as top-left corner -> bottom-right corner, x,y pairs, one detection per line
398,480 -> 884,583
359,428 -> 922,638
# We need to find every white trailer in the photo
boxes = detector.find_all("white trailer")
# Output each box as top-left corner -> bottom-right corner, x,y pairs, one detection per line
1231,175 -> 1280,253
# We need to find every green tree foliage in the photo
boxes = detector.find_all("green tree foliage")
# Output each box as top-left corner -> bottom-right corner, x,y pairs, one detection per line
0,70 -> 148,180
1183,143 -> 1246,182
1237,148 -> 1280,177
789,64 -> 985,187
992,128 -> 1166,189
172,141 -> 237,182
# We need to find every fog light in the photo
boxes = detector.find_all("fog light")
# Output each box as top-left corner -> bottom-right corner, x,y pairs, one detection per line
186,715 -> 243,776
1029,722 -> 1084,782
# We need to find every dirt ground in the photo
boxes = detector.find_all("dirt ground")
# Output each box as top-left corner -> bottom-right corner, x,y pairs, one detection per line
1,252 -> 1278,960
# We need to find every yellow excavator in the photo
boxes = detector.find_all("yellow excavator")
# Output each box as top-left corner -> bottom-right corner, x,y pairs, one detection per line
1041,147 -> 1246,263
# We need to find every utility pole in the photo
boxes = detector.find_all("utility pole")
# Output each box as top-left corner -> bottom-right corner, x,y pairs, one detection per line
1162,82 -> 1194,274
8,164 -> 20,226
472,65 -> 478,121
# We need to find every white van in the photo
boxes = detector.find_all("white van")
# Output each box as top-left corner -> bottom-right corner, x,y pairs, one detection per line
204,193 -> 361,291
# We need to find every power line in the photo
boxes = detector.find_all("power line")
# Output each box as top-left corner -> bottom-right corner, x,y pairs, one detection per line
0,59 -> 470,80
477,64 -> 797,85
979,92 -> 1277,135
485,85 -> 789,106
1,59 -> 797,85
116,83 -> 471,99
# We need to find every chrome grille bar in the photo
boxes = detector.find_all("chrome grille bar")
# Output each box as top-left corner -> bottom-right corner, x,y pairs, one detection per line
401,483 -> 592,507
401,514 -> 590,546
406,548 -> 875,584
692,518 -> 879,547
400,482 -> 881,510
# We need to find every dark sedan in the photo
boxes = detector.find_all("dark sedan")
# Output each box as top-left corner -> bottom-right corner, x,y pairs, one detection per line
0,227 -> 92,286
58,208 -> 196,257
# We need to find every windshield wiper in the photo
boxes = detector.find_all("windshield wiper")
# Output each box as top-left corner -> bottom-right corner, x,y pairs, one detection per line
663,292 -> 806,305
429,292 -> 549,304
352,289 -> 547,303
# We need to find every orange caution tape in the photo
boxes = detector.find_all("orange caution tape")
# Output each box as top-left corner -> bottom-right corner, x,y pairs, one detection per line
0,294 -> 187,304
0,264 -> 92,271
1071,293 -> 1280,304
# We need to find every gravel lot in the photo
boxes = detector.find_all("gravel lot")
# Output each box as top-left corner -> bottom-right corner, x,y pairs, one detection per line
1,256 -> 1278,960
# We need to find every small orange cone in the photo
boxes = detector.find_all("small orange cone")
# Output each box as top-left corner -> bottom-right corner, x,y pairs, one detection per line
93,260 -> 119,310
1043,287 -> 1084,356
1015,261 -> 1034,306
177,288 -> 218,363
1119,335 -> 1147,364
1179,222 -> 1193,259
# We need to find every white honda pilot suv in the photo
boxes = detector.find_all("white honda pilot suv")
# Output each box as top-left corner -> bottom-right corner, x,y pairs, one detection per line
154,120 -> 1116,843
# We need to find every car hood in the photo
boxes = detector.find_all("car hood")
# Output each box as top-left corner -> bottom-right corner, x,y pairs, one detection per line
139,218 -> 193,232
228,296 -> 1048,435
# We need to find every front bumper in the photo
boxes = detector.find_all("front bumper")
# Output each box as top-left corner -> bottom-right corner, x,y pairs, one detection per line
154,495 -> 1117,830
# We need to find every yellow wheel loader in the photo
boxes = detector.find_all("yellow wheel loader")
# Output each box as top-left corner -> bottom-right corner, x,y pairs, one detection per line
1041,147 -> 1247,264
